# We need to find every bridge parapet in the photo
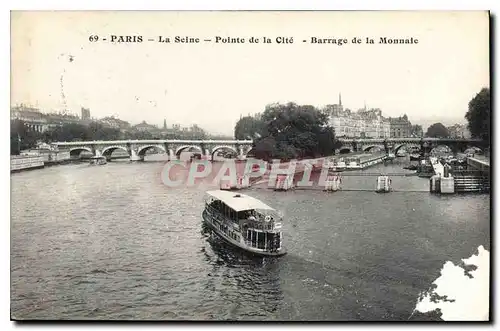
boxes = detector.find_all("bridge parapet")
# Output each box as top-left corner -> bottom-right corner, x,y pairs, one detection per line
337,137 -> 485,154
53,139 -> 254,161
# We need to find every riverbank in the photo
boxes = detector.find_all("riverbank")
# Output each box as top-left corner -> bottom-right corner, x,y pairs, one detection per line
10,156 -> 45,173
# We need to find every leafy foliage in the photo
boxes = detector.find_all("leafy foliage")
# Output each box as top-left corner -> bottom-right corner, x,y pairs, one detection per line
465,88 -> 490,142
234,115 -> 265,140
236,102 -> 342,160
425,123 -> 449,138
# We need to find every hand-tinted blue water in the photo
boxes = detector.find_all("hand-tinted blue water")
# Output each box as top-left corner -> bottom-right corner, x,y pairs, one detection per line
11,159 -> 490,320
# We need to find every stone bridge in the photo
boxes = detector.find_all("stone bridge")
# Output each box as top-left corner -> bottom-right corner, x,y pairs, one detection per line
52,139 -> 254,161
337,137 -> 486,155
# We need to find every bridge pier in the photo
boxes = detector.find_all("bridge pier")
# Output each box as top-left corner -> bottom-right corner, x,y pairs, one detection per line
168,149 -> 176,161
130,149 -> 144,162
238,147 -> 246,160
204,149 -> 211,161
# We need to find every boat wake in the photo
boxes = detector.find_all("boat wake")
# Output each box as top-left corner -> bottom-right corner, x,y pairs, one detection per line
411,245 -> 489,321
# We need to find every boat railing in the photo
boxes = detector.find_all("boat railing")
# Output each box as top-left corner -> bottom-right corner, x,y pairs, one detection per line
243,238 -> 281,252
244,220 -> 278,231
205,204 -> 279,231
205,205 -> 238,226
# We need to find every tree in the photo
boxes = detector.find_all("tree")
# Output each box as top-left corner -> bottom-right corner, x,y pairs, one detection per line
10,119 -> 43,154
465,87 -> 490,142
253,136 -> 276,161
251,102 -> 341,160
425,123 -> 449,138
234,116 -> 265,140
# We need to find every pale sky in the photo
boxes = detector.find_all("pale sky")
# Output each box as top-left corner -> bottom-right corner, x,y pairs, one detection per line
11,11 -> 489,135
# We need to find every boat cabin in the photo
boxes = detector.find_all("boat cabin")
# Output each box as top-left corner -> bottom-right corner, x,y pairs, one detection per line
204,190 -> 283,253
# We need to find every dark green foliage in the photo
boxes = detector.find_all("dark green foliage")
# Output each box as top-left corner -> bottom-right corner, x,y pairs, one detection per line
235,102 -> 342,160
425,123 -> 449,138
465,88 -> 490,142
234,115 -> 266,140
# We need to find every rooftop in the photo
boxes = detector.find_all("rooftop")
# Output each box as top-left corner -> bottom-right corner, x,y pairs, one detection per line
205,190 -> 275,212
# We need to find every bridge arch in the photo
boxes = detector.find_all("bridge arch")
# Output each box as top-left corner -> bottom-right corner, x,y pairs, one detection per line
339,147 -> 352,154
69,147 -> 93,158
363,145 -> 384,152
101,146 -> 129,158
175,145 -> 203,156
211,145 -> 238,159
393,143 -> 421,155
137,145 -> 166,157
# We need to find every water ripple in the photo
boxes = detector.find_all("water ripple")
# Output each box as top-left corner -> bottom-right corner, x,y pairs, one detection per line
11,161 -> 490,320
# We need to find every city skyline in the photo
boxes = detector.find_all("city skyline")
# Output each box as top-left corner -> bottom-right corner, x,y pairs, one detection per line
11,11 -> 489,136
10,99 -> 468,135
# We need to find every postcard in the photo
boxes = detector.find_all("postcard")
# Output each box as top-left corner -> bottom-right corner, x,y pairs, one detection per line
10,11 -> 490,322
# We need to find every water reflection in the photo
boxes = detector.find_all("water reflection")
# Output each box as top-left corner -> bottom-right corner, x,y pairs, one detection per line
200,223 -> 284,319
11,160 -> 489,320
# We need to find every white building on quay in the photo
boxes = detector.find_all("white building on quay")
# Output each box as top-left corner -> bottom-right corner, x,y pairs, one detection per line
325,94 -> 391,138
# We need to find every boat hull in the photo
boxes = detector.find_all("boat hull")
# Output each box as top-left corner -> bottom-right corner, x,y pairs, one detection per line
375,189 -> 391,193
202,210 -> 286,257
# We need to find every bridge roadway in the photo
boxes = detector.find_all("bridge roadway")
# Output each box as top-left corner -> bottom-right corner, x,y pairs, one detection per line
52,137 -> 486,161
52,139 -> 254,161
337,137 -> 484,154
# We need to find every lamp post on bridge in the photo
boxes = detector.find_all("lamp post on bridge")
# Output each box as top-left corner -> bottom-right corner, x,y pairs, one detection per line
351,140 -> 358,153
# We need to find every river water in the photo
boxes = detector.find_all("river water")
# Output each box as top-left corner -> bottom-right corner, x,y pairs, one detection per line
11,157 -> 490,320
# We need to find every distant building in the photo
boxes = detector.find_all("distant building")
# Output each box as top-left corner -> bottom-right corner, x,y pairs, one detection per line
11,105 -> 48,132
81,107 -> 91,120
99,116 -> 130,130
389,115 -> 412,138
133,121 -> 158,132
326,95 -> 390,138
45,112 -> 82,126
11,104 -> 92,132
447,124 -> 471,139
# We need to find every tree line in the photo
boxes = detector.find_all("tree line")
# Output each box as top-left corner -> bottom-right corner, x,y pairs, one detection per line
465,87 -> 490,142
424,87 -> 490,141
234,102 -> 342,161
10,120 -> 209,155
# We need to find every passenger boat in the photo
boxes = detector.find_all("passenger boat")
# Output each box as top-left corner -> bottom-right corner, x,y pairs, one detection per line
89,156 -> 107,165
202,190 -> 286,257
409,153 -> 421,161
